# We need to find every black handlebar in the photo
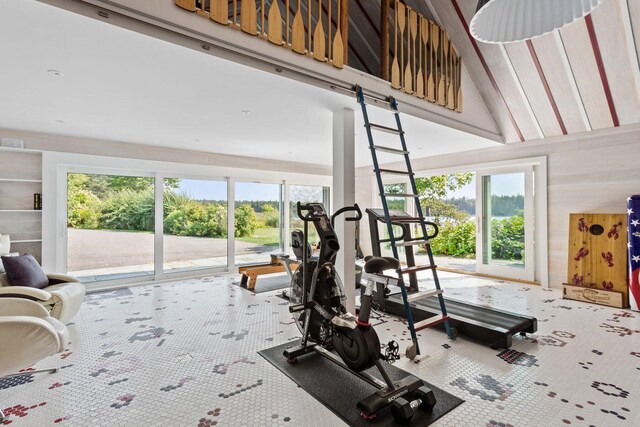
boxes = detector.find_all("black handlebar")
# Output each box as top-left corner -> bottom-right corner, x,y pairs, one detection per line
330,204 -> 363,228
296,202 -> 318,222
296,202 -> 362,227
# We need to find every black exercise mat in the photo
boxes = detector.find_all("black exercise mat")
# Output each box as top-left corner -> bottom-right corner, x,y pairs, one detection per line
259,342 -> 464,426
233,274 -> 290,294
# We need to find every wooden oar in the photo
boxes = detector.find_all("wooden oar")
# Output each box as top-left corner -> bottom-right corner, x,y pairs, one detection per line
332,0 -> 344,68
292,0 -> 306,53
390,1 -> 401,89
313,0 -> 326,61
440,32 -> 451,106
404,8 -> 416,93
447,45 -> 456,109
211,0 -> 229,25
175,0 -> 197,12
456,52 -> 463,112
396,2 -> 406,88
267,0 -> 283,44
437,28 -> 447,105
241,0 -> 258,35
416,17 -> 426,98
428,22 -> 437,102
328,0 -> 332,59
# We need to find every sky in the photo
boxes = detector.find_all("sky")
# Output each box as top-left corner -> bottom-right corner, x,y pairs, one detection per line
446,172 -> 525,199
171,173 -> 524,202
172,179 -> 281,201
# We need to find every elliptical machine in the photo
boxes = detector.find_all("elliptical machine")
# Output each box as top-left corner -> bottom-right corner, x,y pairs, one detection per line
284,202 -> 436,422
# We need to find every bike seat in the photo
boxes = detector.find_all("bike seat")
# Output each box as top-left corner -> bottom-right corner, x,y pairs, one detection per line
364,256 -> 400,274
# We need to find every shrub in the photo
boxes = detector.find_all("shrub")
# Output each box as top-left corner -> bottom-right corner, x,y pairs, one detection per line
235,204 -> 258,237
100,188 -> 155,231
67,189 -> 101,229
163,191 -> 228,237
430,219 -> 476,257
491,215 -> 525,261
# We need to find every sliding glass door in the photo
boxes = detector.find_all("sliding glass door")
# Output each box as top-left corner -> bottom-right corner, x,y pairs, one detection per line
163,178 -> 228,273
234,182 -> 283,265
476,167 -> 534,281
66,172 -> 155,282
64,169 -> 327,284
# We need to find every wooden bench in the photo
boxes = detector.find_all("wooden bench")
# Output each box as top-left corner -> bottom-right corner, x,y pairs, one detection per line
238,254 -> 299,290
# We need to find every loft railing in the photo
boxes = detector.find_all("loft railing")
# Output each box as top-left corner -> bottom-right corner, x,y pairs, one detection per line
175,1 -> 461,111
175,0 -> 348,68
382,0 -> 462,112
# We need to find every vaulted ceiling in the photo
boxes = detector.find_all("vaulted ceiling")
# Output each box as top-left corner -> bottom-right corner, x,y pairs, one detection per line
428,0 -> 640,143
342,0 -> 640,143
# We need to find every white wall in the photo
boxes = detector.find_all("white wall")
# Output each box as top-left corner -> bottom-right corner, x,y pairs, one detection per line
355,124 -> 640,289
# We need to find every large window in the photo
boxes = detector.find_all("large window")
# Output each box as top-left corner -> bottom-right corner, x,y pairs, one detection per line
67,173 -> 155,282
64,169 -> 329,283
163,178 -> 228,273
234,182 -> 283,265
289,185 -> 330,247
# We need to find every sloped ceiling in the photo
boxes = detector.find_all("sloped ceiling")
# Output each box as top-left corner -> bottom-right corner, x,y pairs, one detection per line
427,0 -> 640,143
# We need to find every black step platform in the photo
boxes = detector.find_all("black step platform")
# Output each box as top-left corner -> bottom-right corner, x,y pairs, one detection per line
382,288 -> 537,349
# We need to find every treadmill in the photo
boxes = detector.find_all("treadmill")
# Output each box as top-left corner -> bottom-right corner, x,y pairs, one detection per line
366,208 -> 537,349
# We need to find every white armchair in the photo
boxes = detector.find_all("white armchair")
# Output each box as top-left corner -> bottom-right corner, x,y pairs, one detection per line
0,273 -> 85,324
0,298 -> 69,422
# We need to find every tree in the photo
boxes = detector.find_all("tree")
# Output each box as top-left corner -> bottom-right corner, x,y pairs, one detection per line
415,173 -> 474,222
415,173 -> 473,199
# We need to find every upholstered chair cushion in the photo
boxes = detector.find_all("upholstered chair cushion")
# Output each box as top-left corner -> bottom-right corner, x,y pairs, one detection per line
0,235 -> 9,256
1,254 -> 49,289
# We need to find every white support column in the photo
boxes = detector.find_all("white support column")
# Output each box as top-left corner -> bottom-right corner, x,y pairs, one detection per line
283,180 -> 291,254
227,177 -> 235,271
154,174 -> 164,279
333,108 -> 356,314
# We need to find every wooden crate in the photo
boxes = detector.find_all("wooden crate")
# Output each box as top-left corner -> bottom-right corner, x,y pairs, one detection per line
566,213 -> 628,307
562,284 -> 626,308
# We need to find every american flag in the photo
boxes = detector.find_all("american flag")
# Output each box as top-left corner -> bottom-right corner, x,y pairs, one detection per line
628,196 -> 640,311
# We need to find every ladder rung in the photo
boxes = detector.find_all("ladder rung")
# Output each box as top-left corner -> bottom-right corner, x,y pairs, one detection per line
406,289 -> 442,303
414,314 -> 450,331
382,193 -> 419,198
368,99 -> 398,112
367,123 -> 403,135
400,265 -> 437,274
373,145 -> 409,155
376,169 -> 414,176
394,239 -> 429,247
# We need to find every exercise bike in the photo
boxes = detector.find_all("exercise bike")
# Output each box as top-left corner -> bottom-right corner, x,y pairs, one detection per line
283,202 -> 437,423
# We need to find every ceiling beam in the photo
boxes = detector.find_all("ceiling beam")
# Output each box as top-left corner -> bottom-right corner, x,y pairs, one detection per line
526,40 -> 567,135
553,31 -> 592,132
620,0 -> 640,105
585,14 -> 620,127
499,44 -> 545,139
450,0 -> 524,141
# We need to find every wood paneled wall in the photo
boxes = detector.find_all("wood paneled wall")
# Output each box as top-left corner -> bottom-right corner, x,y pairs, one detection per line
355,124 -> 640,288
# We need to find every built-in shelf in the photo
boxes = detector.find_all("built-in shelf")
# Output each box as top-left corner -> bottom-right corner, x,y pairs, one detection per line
0,178 -> 42,183
0,149 -> 43,264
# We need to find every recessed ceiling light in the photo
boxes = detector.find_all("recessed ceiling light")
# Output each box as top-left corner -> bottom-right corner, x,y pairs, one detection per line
47,69 -> 64,76
194,138 -> 200,142
55,119 -> 64,123
241,110 -> 251,115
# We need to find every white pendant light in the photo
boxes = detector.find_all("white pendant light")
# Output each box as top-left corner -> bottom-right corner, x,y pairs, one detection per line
470,0 -> 605,44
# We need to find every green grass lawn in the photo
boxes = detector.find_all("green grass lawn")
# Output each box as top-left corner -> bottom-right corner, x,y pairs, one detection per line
236,227 -> 280,247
